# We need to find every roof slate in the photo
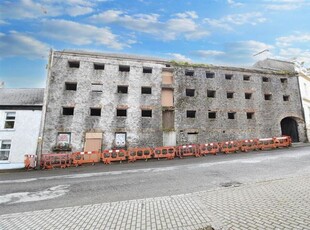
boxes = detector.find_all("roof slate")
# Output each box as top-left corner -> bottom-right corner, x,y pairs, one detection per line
0,88 -> 44,106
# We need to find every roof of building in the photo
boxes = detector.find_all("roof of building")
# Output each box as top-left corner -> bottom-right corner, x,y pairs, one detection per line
253,58 -> 295,72
0,88 -> 44,106
54,50 -> 169,63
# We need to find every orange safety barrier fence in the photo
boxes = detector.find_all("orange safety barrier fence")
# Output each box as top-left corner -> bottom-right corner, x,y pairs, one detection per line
199,143 -> 220,156
127,147 -> 153,162
176,144 -> 200,158
257,138 -> 276,150
220,141 -> 240,154
153,146 -> 175,160
71,151 -> 101,166
24,154 -> 36,170
239,139 -> 259,152
40,153 -> 71,169
273,136 -> 292,148
101,149 -> 127,164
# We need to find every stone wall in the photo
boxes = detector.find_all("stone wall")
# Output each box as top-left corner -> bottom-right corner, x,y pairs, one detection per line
42,51 -> 306,153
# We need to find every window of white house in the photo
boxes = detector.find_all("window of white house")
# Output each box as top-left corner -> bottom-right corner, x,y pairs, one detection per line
0,140 -> 11,161
4,112 -> 16,129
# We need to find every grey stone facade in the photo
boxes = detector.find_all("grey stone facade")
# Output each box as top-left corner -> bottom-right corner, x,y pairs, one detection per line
42,50 -> 306,153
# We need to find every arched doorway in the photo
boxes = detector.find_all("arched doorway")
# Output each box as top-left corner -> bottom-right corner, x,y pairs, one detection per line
280,117 -> 299,142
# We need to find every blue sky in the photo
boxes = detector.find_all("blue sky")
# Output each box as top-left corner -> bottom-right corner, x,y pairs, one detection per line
0,0 -> 310,88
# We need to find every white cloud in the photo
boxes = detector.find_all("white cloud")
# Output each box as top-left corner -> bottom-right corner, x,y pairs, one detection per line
264,0 -> 310,10
276,33 -> 310,47
204,12 -> 266,31
193,50 -> 226,57
168,53 -> 192,62
174,11 -> 198,19
275,33 -> 310,67
0,20 -> 9,25
0,31 -> 49,59
227,0 -> 244,7
90,10 -> 209,41
0,0 -> 97,20
192,40 -> 273,66
40,19 -> 125,50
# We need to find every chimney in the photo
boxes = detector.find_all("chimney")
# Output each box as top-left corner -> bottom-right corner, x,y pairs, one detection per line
0,82 -> 4,89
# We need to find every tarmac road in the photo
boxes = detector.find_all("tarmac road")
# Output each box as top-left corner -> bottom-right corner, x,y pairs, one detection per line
1,145 -> 310,215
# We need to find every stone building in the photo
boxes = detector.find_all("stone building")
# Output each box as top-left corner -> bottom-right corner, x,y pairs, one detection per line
254,58 -> 309,142
41,50 -> 306,153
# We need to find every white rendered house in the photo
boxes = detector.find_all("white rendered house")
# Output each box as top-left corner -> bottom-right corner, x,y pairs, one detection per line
0,88 -> 44,169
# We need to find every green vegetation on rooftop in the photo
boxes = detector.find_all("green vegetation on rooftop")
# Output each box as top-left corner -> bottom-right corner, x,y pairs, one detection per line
169,60 -> 213,68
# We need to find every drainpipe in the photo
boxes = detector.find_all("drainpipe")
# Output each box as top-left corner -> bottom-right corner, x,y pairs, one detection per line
36,49 -> 54,169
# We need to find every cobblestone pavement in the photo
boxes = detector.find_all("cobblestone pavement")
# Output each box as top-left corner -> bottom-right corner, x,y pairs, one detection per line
1,174 -> 310,230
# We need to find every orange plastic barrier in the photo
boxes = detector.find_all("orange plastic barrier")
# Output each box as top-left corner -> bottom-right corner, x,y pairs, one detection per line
239,139 -> 259,152
220,141 -> 240,154
24,154 -> 36,170
71,151 -> 101,166
176,144 -> 200,158
257,138 -> 276,150
40,153 -> 71,169
199,143 -> 220,155
274,136 -> 292,148
101,149 -> 127,164
127,148 -> 153,162
153,146 -> 175,160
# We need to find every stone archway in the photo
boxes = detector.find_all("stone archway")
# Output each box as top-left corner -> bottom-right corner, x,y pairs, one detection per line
280,117 -> 299,142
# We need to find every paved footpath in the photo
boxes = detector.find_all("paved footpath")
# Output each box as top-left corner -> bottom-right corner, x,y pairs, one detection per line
1,174 -> 310,230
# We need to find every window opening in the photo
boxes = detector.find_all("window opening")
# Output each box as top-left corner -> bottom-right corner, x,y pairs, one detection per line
187,110 -> 196,118
207,90 -> 216,98
208,112 -> 216,119
141,87 -> 152,94
206,72 -> 215,78
186,89 -> 195,97
90,108 -> 101,116
281,78 -> 287,83
228,112 -> 235,119
142,110 -> 152,117
0,140 -> 11,161
245,93 -> 252,99
185,70 -> 194,76
243,75 -> 250,81
247,112 -> 254,119
143,67 -> 152,73
264,94 -> 272,100
94,63 -> 105,70
119,65 -> 130,72
225,74 -> 233,80
117,109 -> 127,117
4,112 -> 15,129
117,86 -> 128,94
65,82 -> 77,91
68,61 -> 80,68
283,95 -> 290,101
227,92 -> 234,99
263,77 -> 269,82
63,107 -> 74,115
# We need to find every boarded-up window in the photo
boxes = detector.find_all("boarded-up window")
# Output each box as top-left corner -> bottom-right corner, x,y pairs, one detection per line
115,132 -> 126,147
161,89 -> 174,106
84,132 -> 102,152
162,71 -> 173,84
162,111 -> 174,129
188,133 -> 198,143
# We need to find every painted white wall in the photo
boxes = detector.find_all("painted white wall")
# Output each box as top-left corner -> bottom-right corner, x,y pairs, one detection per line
0,110 -> 42,169
297,71 -> 310,141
